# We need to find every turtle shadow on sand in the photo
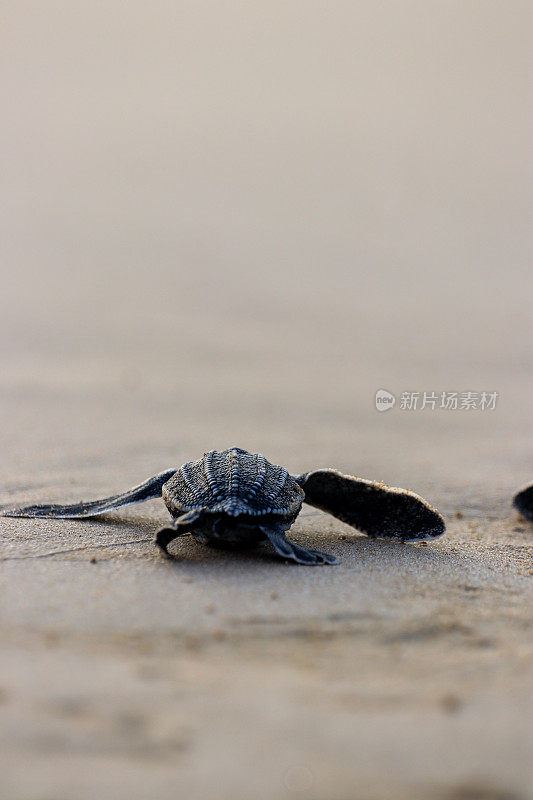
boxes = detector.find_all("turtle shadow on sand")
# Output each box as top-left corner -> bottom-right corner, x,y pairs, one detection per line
154,525 -> 472,583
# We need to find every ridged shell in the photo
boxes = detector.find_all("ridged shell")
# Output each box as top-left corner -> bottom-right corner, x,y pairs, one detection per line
162,447 -> 303,520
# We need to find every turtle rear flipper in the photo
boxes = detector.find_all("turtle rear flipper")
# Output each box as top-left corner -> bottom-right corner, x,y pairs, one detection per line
296,469 -> 445,541
155,510 -> 202,556
0,469 -> 176,519
261,523 -> 338,565
513,484 -> 533,522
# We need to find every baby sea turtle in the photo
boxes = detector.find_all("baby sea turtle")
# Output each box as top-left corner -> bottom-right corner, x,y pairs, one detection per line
513,483 -> 533,522
1,448 -> 445,565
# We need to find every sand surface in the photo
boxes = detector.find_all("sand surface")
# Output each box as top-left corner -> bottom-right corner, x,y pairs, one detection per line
1,3 -> 532,799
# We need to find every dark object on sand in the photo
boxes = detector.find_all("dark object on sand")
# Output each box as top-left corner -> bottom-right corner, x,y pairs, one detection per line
1,448 -> 445,565
513,484 -> 533,522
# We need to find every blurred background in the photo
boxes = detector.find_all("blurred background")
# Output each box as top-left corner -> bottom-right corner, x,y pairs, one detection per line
2,1 -> 531,505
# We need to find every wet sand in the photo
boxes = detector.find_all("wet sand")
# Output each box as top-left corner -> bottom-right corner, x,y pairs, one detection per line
1,342 -> 532,800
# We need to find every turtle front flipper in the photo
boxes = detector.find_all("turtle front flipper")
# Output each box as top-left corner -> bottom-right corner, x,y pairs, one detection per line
513,484 -> 533,522
296,470 -> 445,542
261,524 -> 338,565
0,469 -> 176,519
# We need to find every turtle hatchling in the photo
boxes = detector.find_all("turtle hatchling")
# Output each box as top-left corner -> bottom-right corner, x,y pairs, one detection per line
1,448 -> 445,565
513,483 -> 533,523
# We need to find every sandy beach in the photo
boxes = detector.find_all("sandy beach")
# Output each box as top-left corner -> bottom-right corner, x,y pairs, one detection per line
1,3 -> 532,798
